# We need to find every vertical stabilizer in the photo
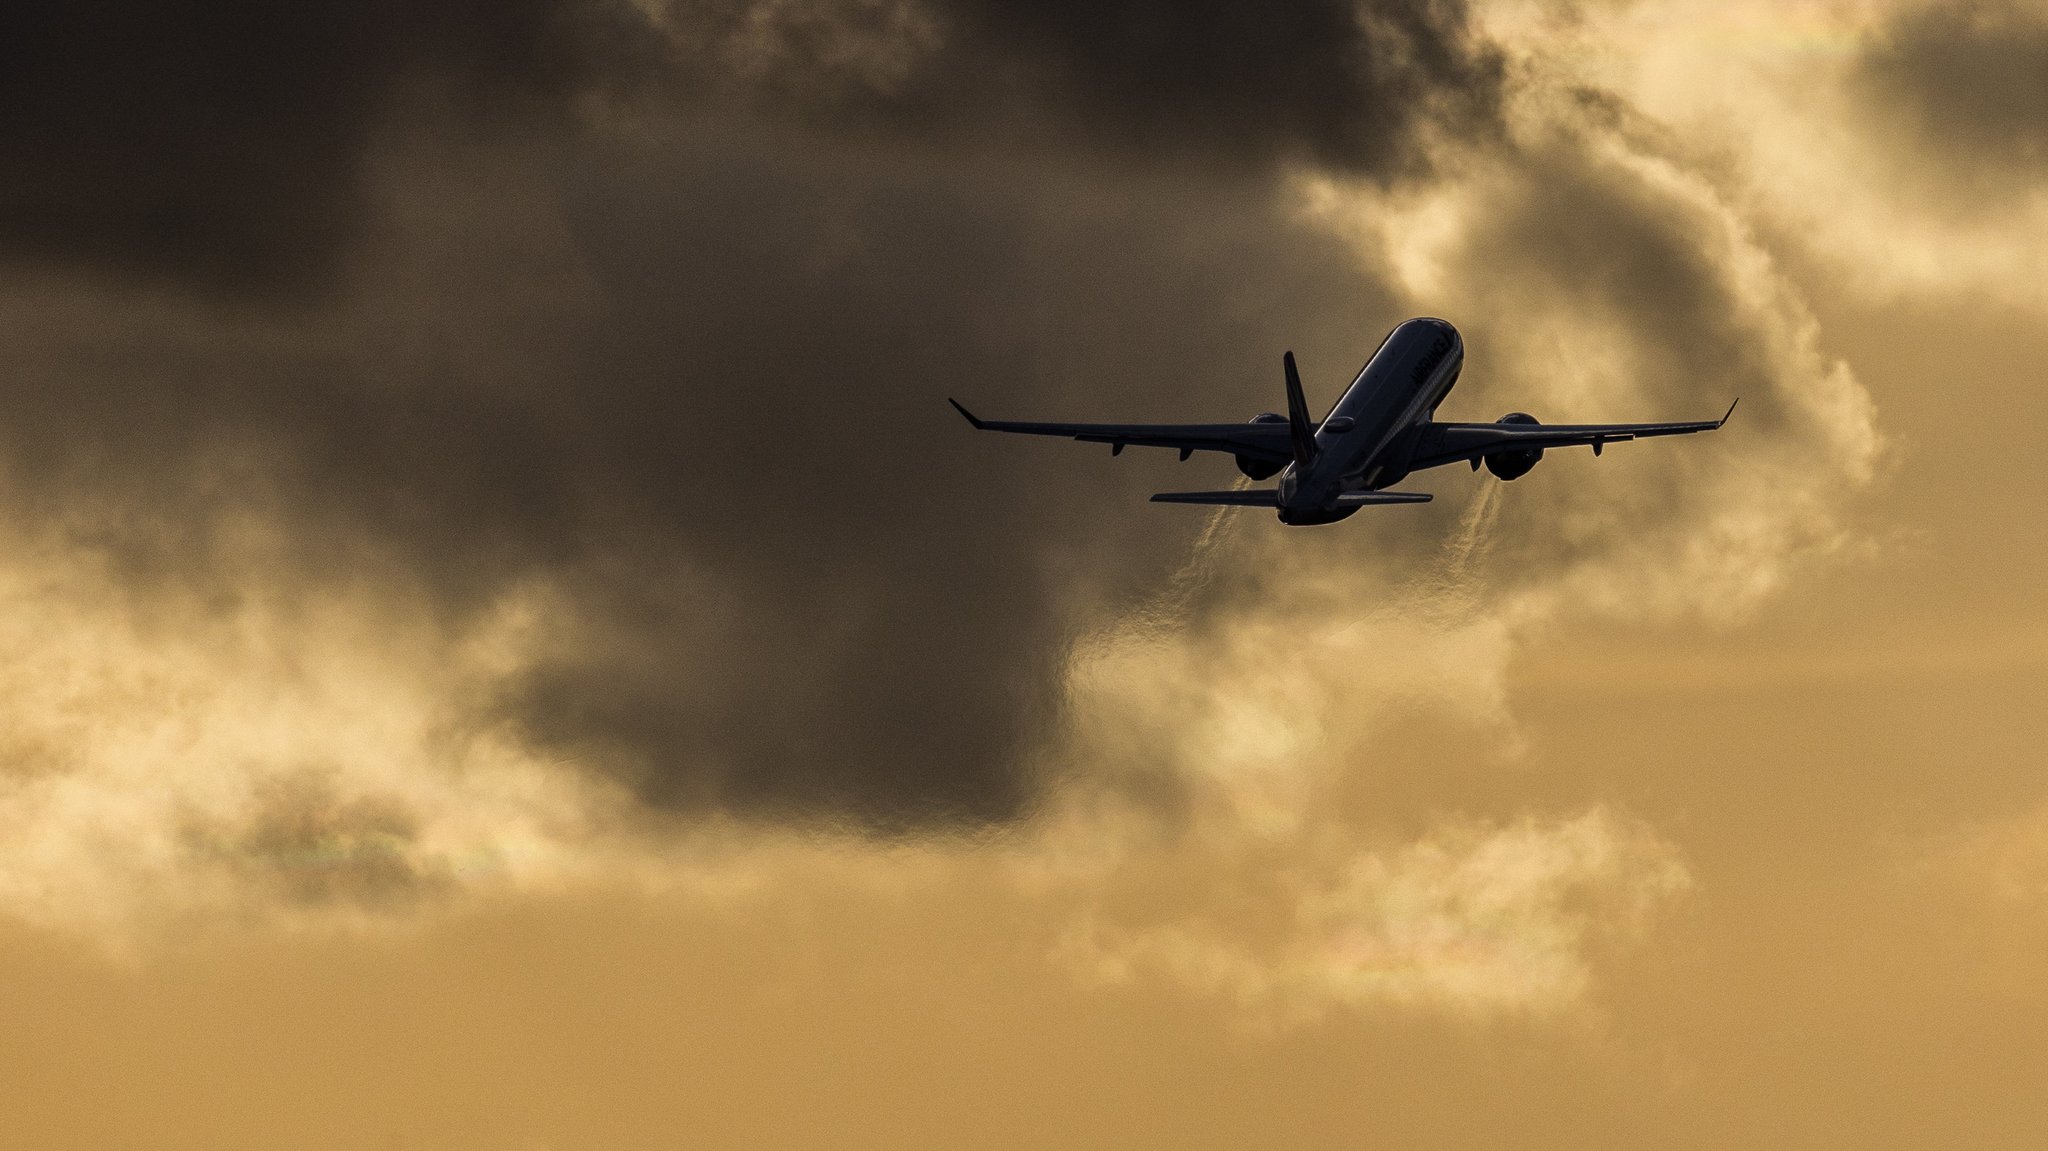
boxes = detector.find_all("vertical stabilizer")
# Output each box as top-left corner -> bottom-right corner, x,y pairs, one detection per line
1283,351 -> 1318,468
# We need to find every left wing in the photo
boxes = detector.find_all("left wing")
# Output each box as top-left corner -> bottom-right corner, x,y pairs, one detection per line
1148,489 -> 1282,507
1147,489 -> 1432,508
1403,400 -> 1737,472
948,399 -> 1295,464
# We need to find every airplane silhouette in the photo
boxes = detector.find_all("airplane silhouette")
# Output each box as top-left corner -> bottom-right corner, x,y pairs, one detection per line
951,317 -> 1734,525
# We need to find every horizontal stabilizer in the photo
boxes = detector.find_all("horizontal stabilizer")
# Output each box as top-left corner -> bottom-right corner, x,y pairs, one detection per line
1149,489 -> 1282,507
1334,490 -> 1432,506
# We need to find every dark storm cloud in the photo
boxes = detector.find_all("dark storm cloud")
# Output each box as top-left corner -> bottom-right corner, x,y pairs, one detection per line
0,0 -> 658,287
674,0 -> 1504,176
521,132 -> 1405,824
0,121 -> 1398,828
981,0 -> 1504,173
0,0 -> 1500,288
0,1 -> 1504,828
1853,1 -> 2048,179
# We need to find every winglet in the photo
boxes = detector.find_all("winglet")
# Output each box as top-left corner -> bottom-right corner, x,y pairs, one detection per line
948,398 -> 986,430
1282,351 -> 1317,468
1718,397 -> 1739,428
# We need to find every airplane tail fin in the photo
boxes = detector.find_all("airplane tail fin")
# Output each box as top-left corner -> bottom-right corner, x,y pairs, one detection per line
1283,351 -> 1317,468
1150,489 -> 1282,507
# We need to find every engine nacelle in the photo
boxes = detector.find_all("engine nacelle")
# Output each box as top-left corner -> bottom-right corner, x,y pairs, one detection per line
1235,412 -> 1289,480
1483,412 -> 1544,480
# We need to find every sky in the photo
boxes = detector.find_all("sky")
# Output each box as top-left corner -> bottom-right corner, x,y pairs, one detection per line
0,0 -> 2044,1145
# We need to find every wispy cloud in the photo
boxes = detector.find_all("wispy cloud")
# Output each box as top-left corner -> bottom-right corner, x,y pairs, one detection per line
1052,807 -> 1688,1022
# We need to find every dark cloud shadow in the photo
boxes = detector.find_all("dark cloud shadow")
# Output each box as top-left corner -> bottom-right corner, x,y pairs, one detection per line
0,0 -> 1515,829
1851,1 -> 2048,201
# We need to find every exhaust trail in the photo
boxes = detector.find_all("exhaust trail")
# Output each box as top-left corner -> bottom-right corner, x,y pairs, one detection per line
1442,478 -> 1502,585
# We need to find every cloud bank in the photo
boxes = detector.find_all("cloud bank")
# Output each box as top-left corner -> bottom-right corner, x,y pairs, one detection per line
0,0 -> 1903,1015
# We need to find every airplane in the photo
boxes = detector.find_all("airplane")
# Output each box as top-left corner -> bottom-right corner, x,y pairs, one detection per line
949,317 -> 1735,525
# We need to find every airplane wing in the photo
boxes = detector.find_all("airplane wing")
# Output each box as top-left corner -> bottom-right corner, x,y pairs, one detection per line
1334,490 -> 1433,506
1148,489 -> 1282,506
1403,400 -> 1737,471
948,399 -> 1295,464
1148,489 -> 1431,508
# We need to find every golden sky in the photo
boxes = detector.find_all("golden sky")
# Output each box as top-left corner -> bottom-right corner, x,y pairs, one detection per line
1,0 -> 2045,1146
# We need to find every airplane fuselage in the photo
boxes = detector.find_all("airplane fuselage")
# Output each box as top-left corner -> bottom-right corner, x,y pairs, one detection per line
1275,317 -> 1464,524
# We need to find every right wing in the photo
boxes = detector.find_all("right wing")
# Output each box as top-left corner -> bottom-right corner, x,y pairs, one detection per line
949,399 -> 1295,464
1403,400 -> 1737,472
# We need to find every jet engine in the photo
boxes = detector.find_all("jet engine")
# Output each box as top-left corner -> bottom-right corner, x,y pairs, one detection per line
1235,412 -> 1289,479
1483,412 -> 1544,480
